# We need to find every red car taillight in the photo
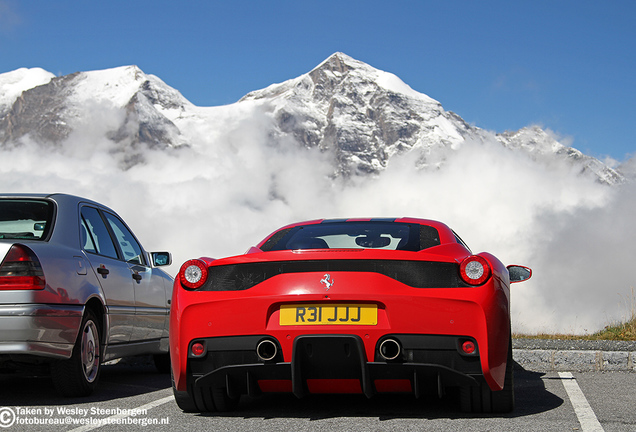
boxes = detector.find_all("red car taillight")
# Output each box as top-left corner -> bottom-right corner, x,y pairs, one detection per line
191,342 -> 205,357
459,255 -> 491,286
461,340 -> 476,354
179,259 -> 208,290
0,245 -> 46,290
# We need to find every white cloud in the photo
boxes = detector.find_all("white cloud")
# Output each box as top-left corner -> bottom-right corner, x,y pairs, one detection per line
1,113 -> 631,335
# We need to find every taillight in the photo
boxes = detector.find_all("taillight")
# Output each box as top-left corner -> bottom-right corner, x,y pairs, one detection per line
461,340 -> 476,354
179,259 -> 208,290
459,255 -> 491,285
191,342 -> 205,357
0,245 -> 46,290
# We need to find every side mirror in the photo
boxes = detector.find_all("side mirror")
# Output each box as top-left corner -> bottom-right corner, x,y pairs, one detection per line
507,265 -> 532,283
151,252 -> 172,267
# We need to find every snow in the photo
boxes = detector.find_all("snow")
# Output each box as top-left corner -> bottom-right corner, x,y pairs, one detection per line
375,70 -> 438,103
0,67 -> 54,110
428,115 -> 464,143
66,66 -> 149,107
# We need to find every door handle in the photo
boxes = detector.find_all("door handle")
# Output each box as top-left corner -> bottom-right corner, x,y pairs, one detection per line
97,266 -> 109,277
132,273 -> 142,282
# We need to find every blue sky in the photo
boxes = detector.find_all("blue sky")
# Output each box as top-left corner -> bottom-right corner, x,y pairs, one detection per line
1,0 -> 634,161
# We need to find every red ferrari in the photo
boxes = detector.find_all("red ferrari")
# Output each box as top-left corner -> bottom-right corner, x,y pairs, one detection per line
170,218 -> 531,413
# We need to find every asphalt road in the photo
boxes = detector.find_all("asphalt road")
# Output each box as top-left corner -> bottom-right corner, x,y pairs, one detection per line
0,356 -> 634,432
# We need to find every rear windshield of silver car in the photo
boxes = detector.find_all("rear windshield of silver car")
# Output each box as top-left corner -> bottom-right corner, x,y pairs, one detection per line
261,222 -> 440,252
0,199 -> 54,240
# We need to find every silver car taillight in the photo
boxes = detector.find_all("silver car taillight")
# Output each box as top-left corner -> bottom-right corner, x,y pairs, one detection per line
0,245 -> 46,290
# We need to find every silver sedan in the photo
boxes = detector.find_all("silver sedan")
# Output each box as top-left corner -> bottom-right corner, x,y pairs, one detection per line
0,193 -> 173,396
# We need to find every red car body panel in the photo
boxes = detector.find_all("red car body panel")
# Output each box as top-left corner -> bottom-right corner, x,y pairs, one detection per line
170,218 -> 521,412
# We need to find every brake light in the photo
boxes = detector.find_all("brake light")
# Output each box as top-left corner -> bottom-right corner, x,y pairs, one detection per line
459,255 -> 491,285
179,259 -> 208,290
0,245 -> 46,290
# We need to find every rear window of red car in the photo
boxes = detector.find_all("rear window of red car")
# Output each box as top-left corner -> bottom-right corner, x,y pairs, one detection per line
261,222 -> 440,252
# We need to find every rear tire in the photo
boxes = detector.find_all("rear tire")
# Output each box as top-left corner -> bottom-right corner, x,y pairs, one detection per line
51,309 -> 102,397
211,387 -> 240,412
153,353 -> 171,374
460,338 -> 514,413
190,385 -> 239,413
171,369 -> 198,412
492,339 -> 515,413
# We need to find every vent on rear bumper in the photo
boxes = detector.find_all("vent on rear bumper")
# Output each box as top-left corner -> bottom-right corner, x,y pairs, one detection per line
196,260 -> 470,291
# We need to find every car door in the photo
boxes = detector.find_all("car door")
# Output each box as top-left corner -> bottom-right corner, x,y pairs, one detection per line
80,206 -> 135,344
101,211 -> 168,342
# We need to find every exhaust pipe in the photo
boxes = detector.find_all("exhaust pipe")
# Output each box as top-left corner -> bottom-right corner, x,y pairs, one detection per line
256,339 -> 278,362
379,338 -> 401,361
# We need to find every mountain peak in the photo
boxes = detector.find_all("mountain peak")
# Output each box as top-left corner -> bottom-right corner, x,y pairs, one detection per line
239,53 -> 454,175
0,65 -> 187,154
68,65 -> 179,107
308,52 -> 436,103
242,53 -> 438,106
237,53 -> 621,182
311,52 -> 363,75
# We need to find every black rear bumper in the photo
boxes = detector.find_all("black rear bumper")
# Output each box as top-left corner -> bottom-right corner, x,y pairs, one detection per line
191,334 -> 481,399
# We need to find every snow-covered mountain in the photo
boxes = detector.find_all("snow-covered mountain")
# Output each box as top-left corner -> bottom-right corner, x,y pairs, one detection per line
0,53 -> 625,183
0,65 -> 189,164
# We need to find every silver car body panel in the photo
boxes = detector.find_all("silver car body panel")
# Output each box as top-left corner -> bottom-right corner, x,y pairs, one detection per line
0,193 -> 173,364
0,303 -> 83,359
84,252 -> 136,345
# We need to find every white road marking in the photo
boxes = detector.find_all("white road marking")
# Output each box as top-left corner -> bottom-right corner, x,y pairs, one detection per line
67,394 -> 174,432
559,372 -> 604,432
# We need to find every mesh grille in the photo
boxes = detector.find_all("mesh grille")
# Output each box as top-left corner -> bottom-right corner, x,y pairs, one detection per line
199,260 -> 468,291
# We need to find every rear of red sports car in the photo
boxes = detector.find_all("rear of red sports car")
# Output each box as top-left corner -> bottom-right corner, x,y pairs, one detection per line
170,218 -> 529,413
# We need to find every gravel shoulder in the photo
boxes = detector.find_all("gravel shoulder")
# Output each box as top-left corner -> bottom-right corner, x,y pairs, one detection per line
513,338 -> 636,351
512,338 -> 636,372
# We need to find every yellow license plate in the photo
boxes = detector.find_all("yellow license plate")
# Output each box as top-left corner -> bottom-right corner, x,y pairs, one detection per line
279,304 -> 377,326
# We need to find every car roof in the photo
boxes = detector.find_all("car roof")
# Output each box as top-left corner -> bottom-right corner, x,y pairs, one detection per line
0,193 -> 114,211
275,217 -> 453,230
0,193 -> 121,247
